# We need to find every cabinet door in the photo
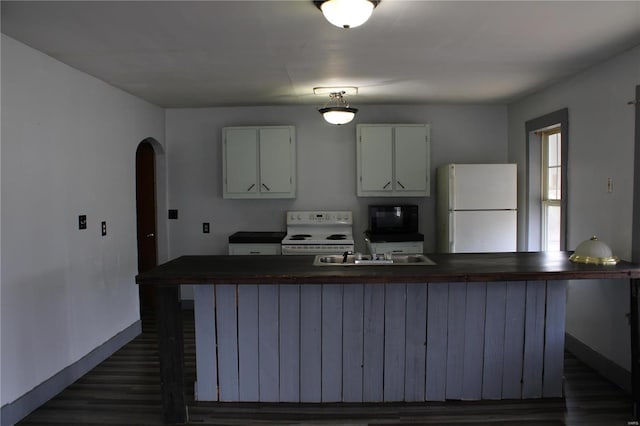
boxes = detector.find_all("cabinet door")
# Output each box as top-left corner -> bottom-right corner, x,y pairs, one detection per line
224,128 -> 258,195
395,126 -> 428,192
259,127 -> 294,196
358,126 -> 393,194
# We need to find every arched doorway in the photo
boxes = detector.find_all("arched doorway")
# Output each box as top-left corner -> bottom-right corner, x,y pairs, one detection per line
136,140 -> 158,315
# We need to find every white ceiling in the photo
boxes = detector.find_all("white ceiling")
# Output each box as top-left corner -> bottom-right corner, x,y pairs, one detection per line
2,1 -> 639,108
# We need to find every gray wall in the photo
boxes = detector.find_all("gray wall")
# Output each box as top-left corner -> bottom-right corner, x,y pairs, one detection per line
1,35 -> 166,409
165,104 -> 509,296
508,44 -> 640,371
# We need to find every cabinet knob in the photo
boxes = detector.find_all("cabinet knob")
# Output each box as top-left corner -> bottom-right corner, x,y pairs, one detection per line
262,183 -> 271,191
383,181 -> 391,189
146,233 -> 155,238
397,181 -> 405,189
247,183 -> 255,191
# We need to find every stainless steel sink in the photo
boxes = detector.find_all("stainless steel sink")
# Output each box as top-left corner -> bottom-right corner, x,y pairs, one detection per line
313,253 -> 436,266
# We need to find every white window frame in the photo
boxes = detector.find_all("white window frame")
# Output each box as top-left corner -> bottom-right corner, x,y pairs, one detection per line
541,127 -> 562,251
525,108 -> 568,252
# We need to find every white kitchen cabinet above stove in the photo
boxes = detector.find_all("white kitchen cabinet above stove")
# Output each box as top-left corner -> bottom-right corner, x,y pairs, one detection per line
222,126 -> 296,199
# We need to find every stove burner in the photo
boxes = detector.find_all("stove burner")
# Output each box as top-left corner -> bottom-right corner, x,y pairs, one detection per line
290,234 -> 312,240
327,234 -> 347,240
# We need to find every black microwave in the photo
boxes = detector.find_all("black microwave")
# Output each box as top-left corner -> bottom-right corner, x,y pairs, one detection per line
368,204 -> 419,234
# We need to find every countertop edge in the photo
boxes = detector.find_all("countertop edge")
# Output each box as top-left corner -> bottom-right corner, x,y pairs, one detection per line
136,252 -> 640,286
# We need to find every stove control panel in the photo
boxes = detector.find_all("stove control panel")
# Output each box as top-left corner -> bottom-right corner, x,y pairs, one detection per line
281,243 -> 355,255
286,211 -> 353,225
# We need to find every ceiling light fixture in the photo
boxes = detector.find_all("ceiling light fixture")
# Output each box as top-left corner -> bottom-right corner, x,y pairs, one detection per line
319,91 -> 358,125
313,86 -> 358,96
314,0 -> 379,29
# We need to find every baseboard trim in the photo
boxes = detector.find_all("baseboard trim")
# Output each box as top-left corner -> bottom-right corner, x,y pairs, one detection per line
565,333 -> 631,393
1,320 -> 141,426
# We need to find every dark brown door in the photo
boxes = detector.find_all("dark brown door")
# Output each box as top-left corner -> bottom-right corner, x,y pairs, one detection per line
136,141 -> 158,311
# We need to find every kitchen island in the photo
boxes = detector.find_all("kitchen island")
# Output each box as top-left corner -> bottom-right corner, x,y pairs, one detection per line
136,251 -> 640,424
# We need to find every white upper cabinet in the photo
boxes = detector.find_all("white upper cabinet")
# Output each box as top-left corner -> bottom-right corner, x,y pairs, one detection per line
223,126 -> 296,199
357,124 -> 430,197
258,127 -> 294,195
359,126 -> 394,192
224,128 -> 259,195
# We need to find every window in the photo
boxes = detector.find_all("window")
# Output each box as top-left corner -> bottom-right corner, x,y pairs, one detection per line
541,128 -> 561,251
525,108 -> 568,252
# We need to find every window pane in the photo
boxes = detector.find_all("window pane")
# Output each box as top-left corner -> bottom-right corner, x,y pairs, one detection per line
544,204 -> 561,251
547,166 -> 561,200
548,133 -> 560,167
540,127 -> 562,252
555,165 -> 561,199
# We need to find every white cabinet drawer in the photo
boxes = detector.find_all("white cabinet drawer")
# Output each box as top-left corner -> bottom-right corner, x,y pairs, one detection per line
228,243 -> 281,255
369,241 -> 424,255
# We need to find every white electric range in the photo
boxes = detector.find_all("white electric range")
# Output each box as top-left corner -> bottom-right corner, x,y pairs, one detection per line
281,211 -> 354,255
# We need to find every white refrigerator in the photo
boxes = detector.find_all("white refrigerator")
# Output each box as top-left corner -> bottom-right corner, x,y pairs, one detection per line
437,163 -> 517,253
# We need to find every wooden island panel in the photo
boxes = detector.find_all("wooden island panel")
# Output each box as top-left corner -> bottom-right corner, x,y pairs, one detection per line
193,280 -> 567,403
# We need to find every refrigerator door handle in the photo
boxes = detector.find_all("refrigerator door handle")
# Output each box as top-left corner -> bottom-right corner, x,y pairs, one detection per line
449,165 -> 455,210
449,211 -> 455,252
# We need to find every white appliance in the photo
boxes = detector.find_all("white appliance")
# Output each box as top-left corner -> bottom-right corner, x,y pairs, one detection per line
437,163 -> 517,253
281,211 -> 354,255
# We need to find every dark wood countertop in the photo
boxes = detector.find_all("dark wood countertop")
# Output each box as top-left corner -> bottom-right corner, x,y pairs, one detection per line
136,251 -> 640,286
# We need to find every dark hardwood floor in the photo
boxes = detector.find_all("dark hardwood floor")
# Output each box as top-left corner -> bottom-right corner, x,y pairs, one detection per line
18,310 -> 635,426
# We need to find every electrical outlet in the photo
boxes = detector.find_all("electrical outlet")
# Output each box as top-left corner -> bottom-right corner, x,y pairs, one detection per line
101,221 -> 107,236
203,222 -> 210,234
78,215 -> 87,230
168,209 -> 178,220
607,177 -> 613,193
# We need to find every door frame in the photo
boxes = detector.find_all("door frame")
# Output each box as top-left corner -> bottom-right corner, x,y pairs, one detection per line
135,138 -> 167,309
632,85 -> 640,262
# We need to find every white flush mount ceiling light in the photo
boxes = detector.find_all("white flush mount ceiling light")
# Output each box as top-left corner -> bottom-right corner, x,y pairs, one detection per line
313,86 -> 358,96
314,0 -> 379,29
318,91 -> 358,125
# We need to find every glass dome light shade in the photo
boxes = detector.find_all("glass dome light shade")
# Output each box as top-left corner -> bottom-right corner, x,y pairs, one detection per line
319,107 -> 358,125
320,0 -> 375,29
569,236 -> 619,265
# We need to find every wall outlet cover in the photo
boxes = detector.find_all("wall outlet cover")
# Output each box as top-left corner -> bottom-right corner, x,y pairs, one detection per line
168,209 -> 178,220
101,221 -> 107,236
78,215 -> 87,230
203,223 -> 210,233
